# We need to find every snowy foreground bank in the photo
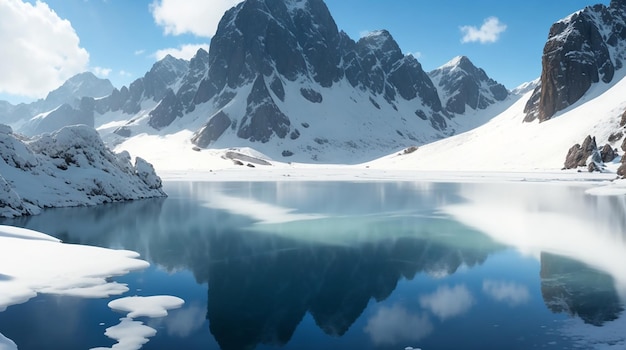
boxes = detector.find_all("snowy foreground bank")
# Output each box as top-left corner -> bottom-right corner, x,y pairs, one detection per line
0,225 -> 183,350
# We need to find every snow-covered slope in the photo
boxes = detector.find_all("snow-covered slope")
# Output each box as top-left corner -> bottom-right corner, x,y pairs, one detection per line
0,124 -> 165,218
369,70 -> 626,172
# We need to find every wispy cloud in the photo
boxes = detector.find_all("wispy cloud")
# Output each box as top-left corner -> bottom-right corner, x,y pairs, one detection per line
0,0 -> 89,98
92,67 -> 112,78
134,49 -> 145,56
150,0 -> 240,37
460,17 -> 507,44
154,44 -> 210,61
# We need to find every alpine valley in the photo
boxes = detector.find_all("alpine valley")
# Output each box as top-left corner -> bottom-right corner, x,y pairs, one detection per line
2,0 -> 626,174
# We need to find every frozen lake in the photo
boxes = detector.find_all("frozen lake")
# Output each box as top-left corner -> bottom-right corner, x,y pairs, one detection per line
1,181 -> 625,349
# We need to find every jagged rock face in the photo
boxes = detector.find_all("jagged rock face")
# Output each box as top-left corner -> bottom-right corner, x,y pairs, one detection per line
429,56 -> 508,115
188,0 -> 444,146
525,0 -> 626,122
191,111 -> 232,148
93,54 -> 189,120
237,75 -> 291,142
148,52 -> 209,125
148,89 -> 182,130
196,0 -> 336,104
178,48 -> 211,113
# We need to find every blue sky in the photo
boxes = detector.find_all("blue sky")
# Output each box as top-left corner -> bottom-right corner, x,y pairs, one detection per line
0,0 -> 610,104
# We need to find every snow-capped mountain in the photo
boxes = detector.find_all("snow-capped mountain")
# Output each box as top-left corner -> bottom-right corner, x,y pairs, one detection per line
2,72 -> 114,129
97,54 -> 189,119
366,0 -> 626,174
44,72 -> 115,111
87,0 -> 508,164
524,0 -> 626,123
0,124 -> 165,218
429,56 -> 508,115
19,97 -> 97,137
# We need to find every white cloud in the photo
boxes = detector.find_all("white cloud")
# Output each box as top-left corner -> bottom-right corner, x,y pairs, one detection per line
483,280 -> 530,306
0,0 -> 89,99
150,0 -> 241,37
154,44 -> 210,61
364,304 -> 433,346
92,67 -> 112,78
419,284 -> 474,320
460,17 -> 507,44
134,49 -> 146,56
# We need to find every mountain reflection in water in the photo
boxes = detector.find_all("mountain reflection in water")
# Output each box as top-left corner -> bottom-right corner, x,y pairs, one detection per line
2,181 -> 625,349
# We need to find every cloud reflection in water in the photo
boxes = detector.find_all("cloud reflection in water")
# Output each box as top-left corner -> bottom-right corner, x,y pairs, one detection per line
419,285 -> 474,320
364,304 -> 433,346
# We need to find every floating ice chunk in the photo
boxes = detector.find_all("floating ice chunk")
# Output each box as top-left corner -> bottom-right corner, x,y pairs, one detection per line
92,296 -> 185,350
90,317 -> 156,350
108,295 -> 185,318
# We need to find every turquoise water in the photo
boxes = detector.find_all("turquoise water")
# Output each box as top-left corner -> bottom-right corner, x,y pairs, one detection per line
0,181 -> 623,350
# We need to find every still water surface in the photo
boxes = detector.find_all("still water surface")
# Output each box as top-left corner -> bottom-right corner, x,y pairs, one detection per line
1,181 -> 625,350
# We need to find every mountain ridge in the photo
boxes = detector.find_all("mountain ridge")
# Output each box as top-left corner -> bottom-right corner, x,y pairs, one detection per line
85,0 -> 509,163
8,0 -> 608,169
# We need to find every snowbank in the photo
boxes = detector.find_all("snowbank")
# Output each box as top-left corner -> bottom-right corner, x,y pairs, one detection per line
0,225 -> 149,312
0,124 -> 166,218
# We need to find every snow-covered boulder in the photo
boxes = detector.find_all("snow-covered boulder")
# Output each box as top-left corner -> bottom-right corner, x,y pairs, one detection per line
0,124 -> 166,217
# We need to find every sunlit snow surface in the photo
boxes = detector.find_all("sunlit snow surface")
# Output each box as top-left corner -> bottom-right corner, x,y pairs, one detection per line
0,225 -> 184,350
0,225 -> 148,312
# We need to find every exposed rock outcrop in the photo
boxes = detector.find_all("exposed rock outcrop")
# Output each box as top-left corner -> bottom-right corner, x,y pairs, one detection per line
525,0 -> 626,122
563,135 -> 616,172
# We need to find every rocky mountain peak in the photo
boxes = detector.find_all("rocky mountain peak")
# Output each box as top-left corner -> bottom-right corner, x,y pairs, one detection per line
152,54 -> 188,77
201,0 -> 341,98
524,1 -> 626,122
429,55 -> 508,115
440,56 -> 472,71
611,0 -> 626,9
44,72 -> 114,109
356,30 -> 404,71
